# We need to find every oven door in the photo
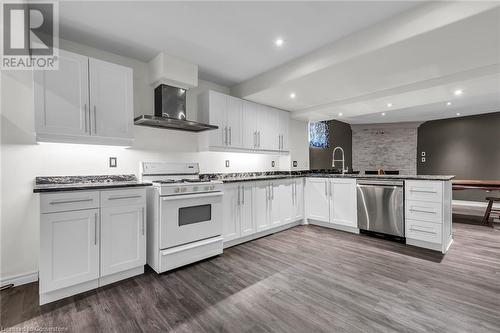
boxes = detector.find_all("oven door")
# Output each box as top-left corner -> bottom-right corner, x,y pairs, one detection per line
160,191 -> 223,249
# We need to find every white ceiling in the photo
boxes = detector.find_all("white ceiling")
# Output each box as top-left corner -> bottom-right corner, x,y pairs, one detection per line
58,1 -> 420,86
236,2 -> 500,124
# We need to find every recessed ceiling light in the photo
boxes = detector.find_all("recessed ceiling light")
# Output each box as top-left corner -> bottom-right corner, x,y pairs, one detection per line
338,112 -> 343,117
289,92 -> 296,99
381,112 -> 386,116
456,112 -> 461,116
275,38 -> 284,47
386,103 -> 393,108
454,89 -> 463,96
446,102 -> 452,106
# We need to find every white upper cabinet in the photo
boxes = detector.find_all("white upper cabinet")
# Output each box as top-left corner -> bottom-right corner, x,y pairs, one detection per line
226,96 -> 243,148
89,58 -> 133,140
34,49 -> 134,146
34,50 -> 89,138
199,91 -> 289,153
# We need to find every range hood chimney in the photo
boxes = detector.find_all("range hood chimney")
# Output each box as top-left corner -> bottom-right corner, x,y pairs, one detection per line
134,84 -> 218,132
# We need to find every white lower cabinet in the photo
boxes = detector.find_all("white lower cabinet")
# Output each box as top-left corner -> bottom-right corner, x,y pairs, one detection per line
39,188 -> 146,305
306,178 -> 358,232
40,209 -> 100,293
100,204 -> 146,276
224,178 -> 305,247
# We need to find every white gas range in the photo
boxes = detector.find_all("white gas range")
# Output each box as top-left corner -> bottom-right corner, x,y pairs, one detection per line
141,162 -> 224,273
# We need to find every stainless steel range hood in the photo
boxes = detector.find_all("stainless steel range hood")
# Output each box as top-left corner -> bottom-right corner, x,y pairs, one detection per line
134,84 -> 218,132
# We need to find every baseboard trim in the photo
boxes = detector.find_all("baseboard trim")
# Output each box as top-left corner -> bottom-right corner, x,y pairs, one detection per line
1,271 -> 38,288
307,219 -> 360,234
223,220 -> 301,249
453,200 -> 500,219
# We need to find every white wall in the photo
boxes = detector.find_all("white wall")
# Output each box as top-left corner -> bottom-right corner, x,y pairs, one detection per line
0,39 -> 309,282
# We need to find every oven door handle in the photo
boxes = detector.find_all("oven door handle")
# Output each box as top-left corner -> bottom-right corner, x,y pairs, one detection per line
161,192 -> 223,201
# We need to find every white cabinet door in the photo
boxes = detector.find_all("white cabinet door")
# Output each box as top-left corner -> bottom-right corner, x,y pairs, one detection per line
253,182 -> 270,231
208,91 -> 228,147
293,179 -> 304,220
242,101 -> 258,149
100,205 -> 146,277
239,184 -> 254,237
279,180 -> 295,224
39,209 -> 99,293
269,182 -> 282,227
278,110 -> 290,152
223,184 -> 240,242
89,58 -> 133,139
34,50 -> 89,137
306,178 -> 330,223
226,96 -> 243,148
258,105 -> 279,151
330,179 -> 357,228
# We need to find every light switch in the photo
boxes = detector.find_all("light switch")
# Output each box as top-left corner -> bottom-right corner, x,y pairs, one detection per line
293,161 -> 298,167
225,160 -> 230,168
271,161 -> 275,168
109,157 -> 117,167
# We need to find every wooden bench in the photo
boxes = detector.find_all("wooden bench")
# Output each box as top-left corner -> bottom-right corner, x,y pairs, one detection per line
483,197 -> 500,227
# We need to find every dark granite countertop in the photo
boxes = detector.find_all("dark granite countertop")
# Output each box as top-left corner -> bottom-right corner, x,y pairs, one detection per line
33,175 -> 152,193
201,171 -> 455,183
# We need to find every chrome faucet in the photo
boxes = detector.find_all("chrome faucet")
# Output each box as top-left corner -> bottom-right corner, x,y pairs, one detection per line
332,146 -> 347,174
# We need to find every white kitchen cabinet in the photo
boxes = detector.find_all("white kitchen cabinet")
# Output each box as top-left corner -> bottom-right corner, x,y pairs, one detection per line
306,178 -> 357,232
223,184 -> 241,242
39,209 -> 99,293
199,91 -> 289,153
278,110 -> 290,152
330,178 -> 357,228
34,50 -> 89,138
39,187 -> 147,305
198,91 -> 243,149
89,58 -> 134,140
279,180 -> 295,225
100,204 -> 146,277
34,49 -> 134,146
253,182 -> 270,231
306,178 -> 330,223
293,178 -> 304,220
239,184 -> 254,237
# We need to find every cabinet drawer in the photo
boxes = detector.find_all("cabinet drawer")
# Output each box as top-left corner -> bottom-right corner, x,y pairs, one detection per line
100,188 -> 146,208
405,181 -> 442,202
406,219 -> 442,244
406,200 -> 442,224
41,191 -> 99,213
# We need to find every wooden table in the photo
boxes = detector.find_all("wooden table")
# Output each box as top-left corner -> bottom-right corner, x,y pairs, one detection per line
452,180 -> 500,226
452,179 -> 500,191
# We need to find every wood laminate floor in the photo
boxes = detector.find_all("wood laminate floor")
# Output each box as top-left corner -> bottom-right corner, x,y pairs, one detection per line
2,217 -> 500,333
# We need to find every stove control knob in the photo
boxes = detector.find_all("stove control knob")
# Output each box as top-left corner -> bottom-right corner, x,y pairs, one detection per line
193,186 -> 198,191
181,187 -> 187,192
210,186 -> 215,191
174,187 -> 180,193
204,186 -> 210,191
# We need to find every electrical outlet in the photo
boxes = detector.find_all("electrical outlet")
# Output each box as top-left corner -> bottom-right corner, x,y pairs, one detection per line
421,157 -> 426,163
271,161 -> 275,168
421,151 -> 426,157
293,161 -> 298,167
109,157 -> 117,167
225,160 -> 230,168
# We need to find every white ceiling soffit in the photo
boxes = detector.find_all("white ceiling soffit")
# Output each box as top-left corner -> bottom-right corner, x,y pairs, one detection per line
234,1 -> 500,124
57,1 -> 420,86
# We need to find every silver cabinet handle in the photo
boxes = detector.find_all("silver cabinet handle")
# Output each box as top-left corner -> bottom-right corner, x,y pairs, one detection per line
224,126 -> 228,145
324,182 -> 328,196
410,207 -> 437,214
94,212 -> 98,245
271,184 -> 274,200
258,132 -> 261,148
93,106 -> 97,134
229,127 -> 232,146
410,188 -> 437,194
108,195 -> 142,200
142,207 -> 145,236
242,185 -> 245,204
253,131 -> 256,148
50,198 -> 93,205
410,227 -> 436,235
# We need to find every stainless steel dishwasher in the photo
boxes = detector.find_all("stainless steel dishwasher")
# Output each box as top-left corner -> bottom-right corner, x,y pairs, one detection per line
356,179 -> 404,238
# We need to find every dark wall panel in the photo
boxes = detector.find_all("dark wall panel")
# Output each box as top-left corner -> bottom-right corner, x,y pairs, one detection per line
417,111 -> 500,201
309,120 -> 352,171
